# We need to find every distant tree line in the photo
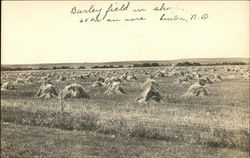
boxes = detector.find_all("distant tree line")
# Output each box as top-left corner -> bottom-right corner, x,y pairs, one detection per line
205,62 -> 248,66
91,63 -> 173,69
175,62 -> 202,66
53,65 -> 85,69
1,67 -> 34,71
175,61 -> 248,67
91,65 -> 124,69
1,65 -> 84,71
1,61 -> 248,71
133,63 -> 170,68
77,66 -> 86,69
176,61 -> 247,66
52,66 -> 75,70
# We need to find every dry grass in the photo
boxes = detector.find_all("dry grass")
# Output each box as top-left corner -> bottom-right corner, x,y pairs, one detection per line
1,123 -> 247,158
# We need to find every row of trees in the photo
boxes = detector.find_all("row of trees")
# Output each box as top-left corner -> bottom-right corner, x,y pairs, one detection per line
1,67 -> 33,71
175,62 -> 202,66
176,62 -> 248,66
133,63 -> 161,67
52,66 -> 74,70
51,65 -> 86,70
1,62 -> 248,71
1,65 -> 86,71
91,65 -> 124,69
205,62 -> 247,66
91,63 -> 172,69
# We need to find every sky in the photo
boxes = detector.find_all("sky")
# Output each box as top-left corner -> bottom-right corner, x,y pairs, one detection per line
1,1 -> 249,64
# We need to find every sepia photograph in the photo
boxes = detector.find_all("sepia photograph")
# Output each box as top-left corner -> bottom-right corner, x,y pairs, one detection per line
1,1 -> 249,157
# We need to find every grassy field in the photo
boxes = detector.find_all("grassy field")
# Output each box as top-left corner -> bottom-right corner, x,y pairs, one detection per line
1,65 -> 249,157
2,123 -> 247,158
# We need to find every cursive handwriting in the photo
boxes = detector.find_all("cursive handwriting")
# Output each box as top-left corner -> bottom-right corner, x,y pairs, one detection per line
70,2 -> 210,23
102,2 -> 130,20
70,6 -> 102,15
153,3 -> 172,12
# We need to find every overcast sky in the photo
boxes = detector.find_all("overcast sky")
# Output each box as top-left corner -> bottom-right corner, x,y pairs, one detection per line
2,1 -> 249,64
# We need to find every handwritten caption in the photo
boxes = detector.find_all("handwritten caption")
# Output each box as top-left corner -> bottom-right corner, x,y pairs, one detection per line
70,2 -> 210,23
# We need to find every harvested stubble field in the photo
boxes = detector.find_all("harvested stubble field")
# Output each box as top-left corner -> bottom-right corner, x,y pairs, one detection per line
1,65 -> 249,158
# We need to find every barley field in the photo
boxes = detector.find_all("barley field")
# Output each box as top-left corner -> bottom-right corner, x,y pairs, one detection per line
1,65 -> 249,158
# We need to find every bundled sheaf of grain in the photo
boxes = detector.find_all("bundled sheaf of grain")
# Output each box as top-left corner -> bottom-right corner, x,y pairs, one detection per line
96,77 -> 105,83
57,76 -> 66,82
136,78 -> 162,103
127,74 -> 137,81
241,72 -> 249,80
163,67 -> 170,72
184,73 -> 194,80
60,83 -> 90,99
119,74 -> 127,81
225,68 -> 231,72
103,77 -> 112,86
25,76 -> 34,83
111,76 -> 121,83
141,78 -> 159,90
182,84 -> 209,98
1,76 -> 7,82
1,82 -> 15,90
136,86 -> 162,103
211,74 -> 222,82
82,74 -> 90,78
91,73 -> 97,78
14,78 -> 25,85
105,72 -> 111,78
211,68 -> 217,72
104,82 -> 126,95
168,70 -> 179,76
35,84 -> 58,98
91,81 -> 104,88
39,77 -> 51,84
198,76 -> 213,85
154,71 -> 164,78
70,74 -> 77,80
46,74 -> 52,78
173,76 -> 190,84
193,73 -> 202,79
76,75 -> 84,80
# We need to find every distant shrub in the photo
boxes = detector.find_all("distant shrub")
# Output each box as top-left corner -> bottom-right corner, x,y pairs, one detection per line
133,64 -> 140,67
141,63 -> 151,67
91,65 -> 118,69
176,62 -> 202,66
133,63 -> 161,68
1,67 -> 33,71
206,62 -> 247,66
61,66 -> 74,69
151,63 -> 160,67
92,65 -> 99,69
176,61 -> 248,66
78,66 -> 86,69
38,67 -> 50,70
101,65 -> 108,68
52,66 -> 74,69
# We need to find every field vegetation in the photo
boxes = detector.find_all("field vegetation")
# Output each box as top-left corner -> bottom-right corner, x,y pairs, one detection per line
1,64 -> 249,157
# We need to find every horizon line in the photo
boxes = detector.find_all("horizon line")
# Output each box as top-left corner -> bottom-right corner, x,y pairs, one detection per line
1,57 -> 249,66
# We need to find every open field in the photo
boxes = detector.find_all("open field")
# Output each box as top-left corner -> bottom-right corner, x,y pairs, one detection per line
1,65 -> 249,157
